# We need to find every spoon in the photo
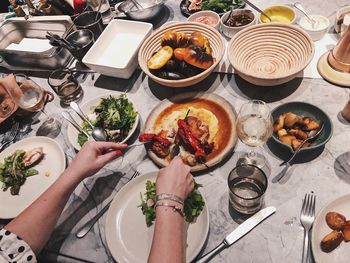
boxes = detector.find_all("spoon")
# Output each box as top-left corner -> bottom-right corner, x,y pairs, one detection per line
61,111 -> 91,139
293,2 -> 317,26
95,0 -> 104,21
240,0 -> 271,22
46,32 -> 76,50
224,6 -> 234,24
272,123 -> 324,183
69,101 -> 107,142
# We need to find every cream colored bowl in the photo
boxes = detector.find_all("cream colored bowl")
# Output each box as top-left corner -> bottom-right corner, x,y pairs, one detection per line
227,23 -> 315,86
138,22 -> 225,88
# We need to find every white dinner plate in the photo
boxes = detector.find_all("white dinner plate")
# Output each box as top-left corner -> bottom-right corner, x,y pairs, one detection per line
312,194 -> 350,263
105,171 -> 209,263
0,136 -> 66,219
67,93 -> 139,150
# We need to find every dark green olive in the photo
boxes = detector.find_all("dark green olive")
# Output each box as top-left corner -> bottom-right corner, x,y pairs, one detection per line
165,59 -> 180,72
151,70 -> 186,80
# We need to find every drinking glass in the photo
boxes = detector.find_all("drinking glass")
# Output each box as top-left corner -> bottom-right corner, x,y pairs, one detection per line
86,0 -> 113,24
236,100 -> 273,167
228,164 -> 268,214
48,69 -> 83,106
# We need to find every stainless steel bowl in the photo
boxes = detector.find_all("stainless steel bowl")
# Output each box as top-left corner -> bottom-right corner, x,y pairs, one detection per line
117,0 -> 164,21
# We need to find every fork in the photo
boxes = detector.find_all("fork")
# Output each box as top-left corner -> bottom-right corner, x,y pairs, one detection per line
300,193 -> 316,263
0,121 -> 19,152
75,170 -> 141,238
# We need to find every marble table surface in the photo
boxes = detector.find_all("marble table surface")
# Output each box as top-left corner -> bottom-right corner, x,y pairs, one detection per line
1,0 -> 350,262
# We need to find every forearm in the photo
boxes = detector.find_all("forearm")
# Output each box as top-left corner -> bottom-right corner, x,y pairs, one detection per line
5,170 -> 81,255
148,205 -> 186,263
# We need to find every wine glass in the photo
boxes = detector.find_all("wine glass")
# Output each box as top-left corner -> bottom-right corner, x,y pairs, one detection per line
236,100 -> 273,167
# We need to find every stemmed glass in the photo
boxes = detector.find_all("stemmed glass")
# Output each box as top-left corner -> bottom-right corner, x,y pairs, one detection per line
236,100 -> 273,167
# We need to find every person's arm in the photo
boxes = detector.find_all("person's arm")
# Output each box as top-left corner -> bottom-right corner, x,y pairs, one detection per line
5,141 -> 126,255
148,157 -> 194,263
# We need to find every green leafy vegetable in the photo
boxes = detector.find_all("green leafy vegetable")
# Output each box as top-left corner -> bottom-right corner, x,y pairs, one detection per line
78,94 -> 137,147
139,180 -> 205,227
201,0 -> 242,12
0,150 -> 39,195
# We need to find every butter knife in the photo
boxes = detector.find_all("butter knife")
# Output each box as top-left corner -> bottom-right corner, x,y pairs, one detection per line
196,206 -> 276,263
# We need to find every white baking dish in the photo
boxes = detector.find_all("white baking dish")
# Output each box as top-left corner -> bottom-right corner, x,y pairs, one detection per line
83,19 -> 153,79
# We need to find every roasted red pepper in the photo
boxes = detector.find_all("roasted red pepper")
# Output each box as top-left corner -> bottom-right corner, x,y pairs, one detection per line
139,133 -> 156,142
153,135 -> 171,147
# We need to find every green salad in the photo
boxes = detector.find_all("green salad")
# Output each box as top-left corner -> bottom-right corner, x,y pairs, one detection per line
139,180 -> 205,227
78,94 -> 138,146
0,150 -> 39,195
202,0 -> 243,13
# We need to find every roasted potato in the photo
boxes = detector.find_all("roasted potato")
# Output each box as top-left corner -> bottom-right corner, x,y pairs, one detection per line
284,112 -> 302,127
303,117 -> 320,131
273,114 -> 285,132
288,129 -> 308,140
291,139 -> 311,150
277,129 -> 287,139
342,221 -> 350,241
279,135 -> 296,147
326,212 -> 346,231
147,46 -> 173,70
321,230 -> 343,252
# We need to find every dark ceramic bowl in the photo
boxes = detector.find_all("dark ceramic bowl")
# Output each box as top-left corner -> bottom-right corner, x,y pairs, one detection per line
271,101 -> 333,153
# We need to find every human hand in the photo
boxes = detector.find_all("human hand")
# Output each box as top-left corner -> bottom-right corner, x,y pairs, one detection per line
156,156 -> 194,200
65,141 -> 127,181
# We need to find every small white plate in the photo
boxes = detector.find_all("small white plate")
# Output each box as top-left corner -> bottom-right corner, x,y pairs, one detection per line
0,136 -> 66,219
312,194 -> 350,263
105,171 -> 209,263
67,93 -> 139,151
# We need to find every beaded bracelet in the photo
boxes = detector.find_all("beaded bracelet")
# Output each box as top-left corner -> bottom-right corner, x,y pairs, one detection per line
156,193 -> 184,206
155,201 -> 184,218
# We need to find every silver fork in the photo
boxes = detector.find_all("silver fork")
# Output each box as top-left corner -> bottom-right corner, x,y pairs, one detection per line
75,170 -> 141,239
300,193 -> 316,263
0,121 -> 19,152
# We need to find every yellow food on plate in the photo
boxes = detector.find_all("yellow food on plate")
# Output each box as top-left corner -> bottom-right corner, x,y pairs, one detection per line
147,46 -> 173,70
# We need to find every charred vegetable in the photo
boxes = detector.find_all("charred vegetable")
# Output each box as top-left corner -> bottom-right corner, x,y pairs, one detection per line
147,46 -> 174,70
161,31 -> 178,48
184,45 -> 214,70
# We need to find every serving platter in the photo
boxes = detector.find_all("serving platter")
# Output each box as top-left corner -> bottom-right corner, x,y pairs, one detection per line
105,171 -> 209,263
67,93 -> 139,150
143,92 -> 237,172
0,136 -> 66,219
312,194 -> 350,263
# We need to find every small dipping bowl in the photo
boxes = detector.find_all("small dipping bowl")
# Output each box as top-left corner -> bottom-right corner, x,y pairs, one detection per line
74,11 -> 104,40
66,29 -> 95,62
259,5 -> 296,24
298,15 -> 330,41
220,9 -> 256,38
187,10 -> 220,30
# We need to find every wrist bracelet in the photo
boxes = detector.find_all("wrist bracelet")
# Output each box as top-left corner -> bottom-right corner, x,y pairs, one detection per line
155,202 -> 184,218
156,193 -> 184,206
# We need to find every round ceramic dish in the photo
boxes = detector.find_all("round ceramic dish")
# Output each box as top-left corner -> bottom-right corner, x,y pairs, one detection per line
105,171 -> 210,263
312,194 -> 350,263
259,5 -> 296,24
187,10 -> 220,30
220,9 -> 256,38
67,93 -> 139,150
138,22 -> 225,88
271,101 -> 333,153
227,23 -> 314,86
298,15 -> 330,41
317,51 -> 350,87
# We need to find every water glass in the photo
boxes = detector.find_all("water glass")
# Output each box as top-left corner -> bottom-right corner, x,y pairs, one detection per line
73,11 -> 104,40
228,164 -> 268,214
48,69 -> 83,106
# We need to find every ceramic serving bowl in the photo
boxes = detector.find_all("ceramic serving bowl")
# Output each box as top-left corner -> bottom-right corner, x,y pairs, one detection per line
227,23 -> 314,86
187,10 -> 220,30
259,5 -> 296,24
220,9 -> 256,39
298,15 -> 330,41
271,101 -> 333,154
138,22 -> 225,88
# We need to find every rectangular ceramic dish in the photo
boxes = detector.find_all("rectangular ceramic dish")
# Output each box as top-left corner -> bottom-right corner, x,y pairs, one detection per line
82,19 -> 153,79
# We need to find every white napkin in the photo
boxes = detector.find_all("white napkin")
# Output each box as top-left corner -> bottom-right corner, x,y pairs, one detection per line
6,38 -> 52,53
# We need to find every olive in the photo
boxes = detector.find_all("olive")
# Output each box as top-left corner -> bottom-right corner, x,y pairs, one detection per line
151,70 -> 185,80
165,59 -> 180,72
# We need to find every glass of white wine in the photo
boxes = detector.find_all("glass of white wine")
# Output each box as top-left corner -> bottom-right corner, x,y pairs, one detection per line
236,100 -> 273,167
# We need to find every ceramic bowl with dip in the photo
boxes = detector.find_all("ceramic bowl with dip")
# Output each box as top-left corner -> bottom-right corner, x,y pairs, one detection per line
299,15 -> 330,41
220,9 -> 256,38
259,5 -> 296,24
187,10 -> 220,30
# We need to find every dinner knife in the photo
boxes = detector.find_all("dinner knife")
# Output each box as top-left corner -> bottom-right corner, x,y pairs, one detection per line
196,206 -> 276,263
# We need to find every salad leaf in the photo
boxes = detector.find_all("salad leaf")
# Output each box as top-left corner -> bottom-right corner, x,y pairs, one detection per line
78,94 -> 137,147
0,150 -> 40,195
139,180 -> 205,227
201,0 -> 242,12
